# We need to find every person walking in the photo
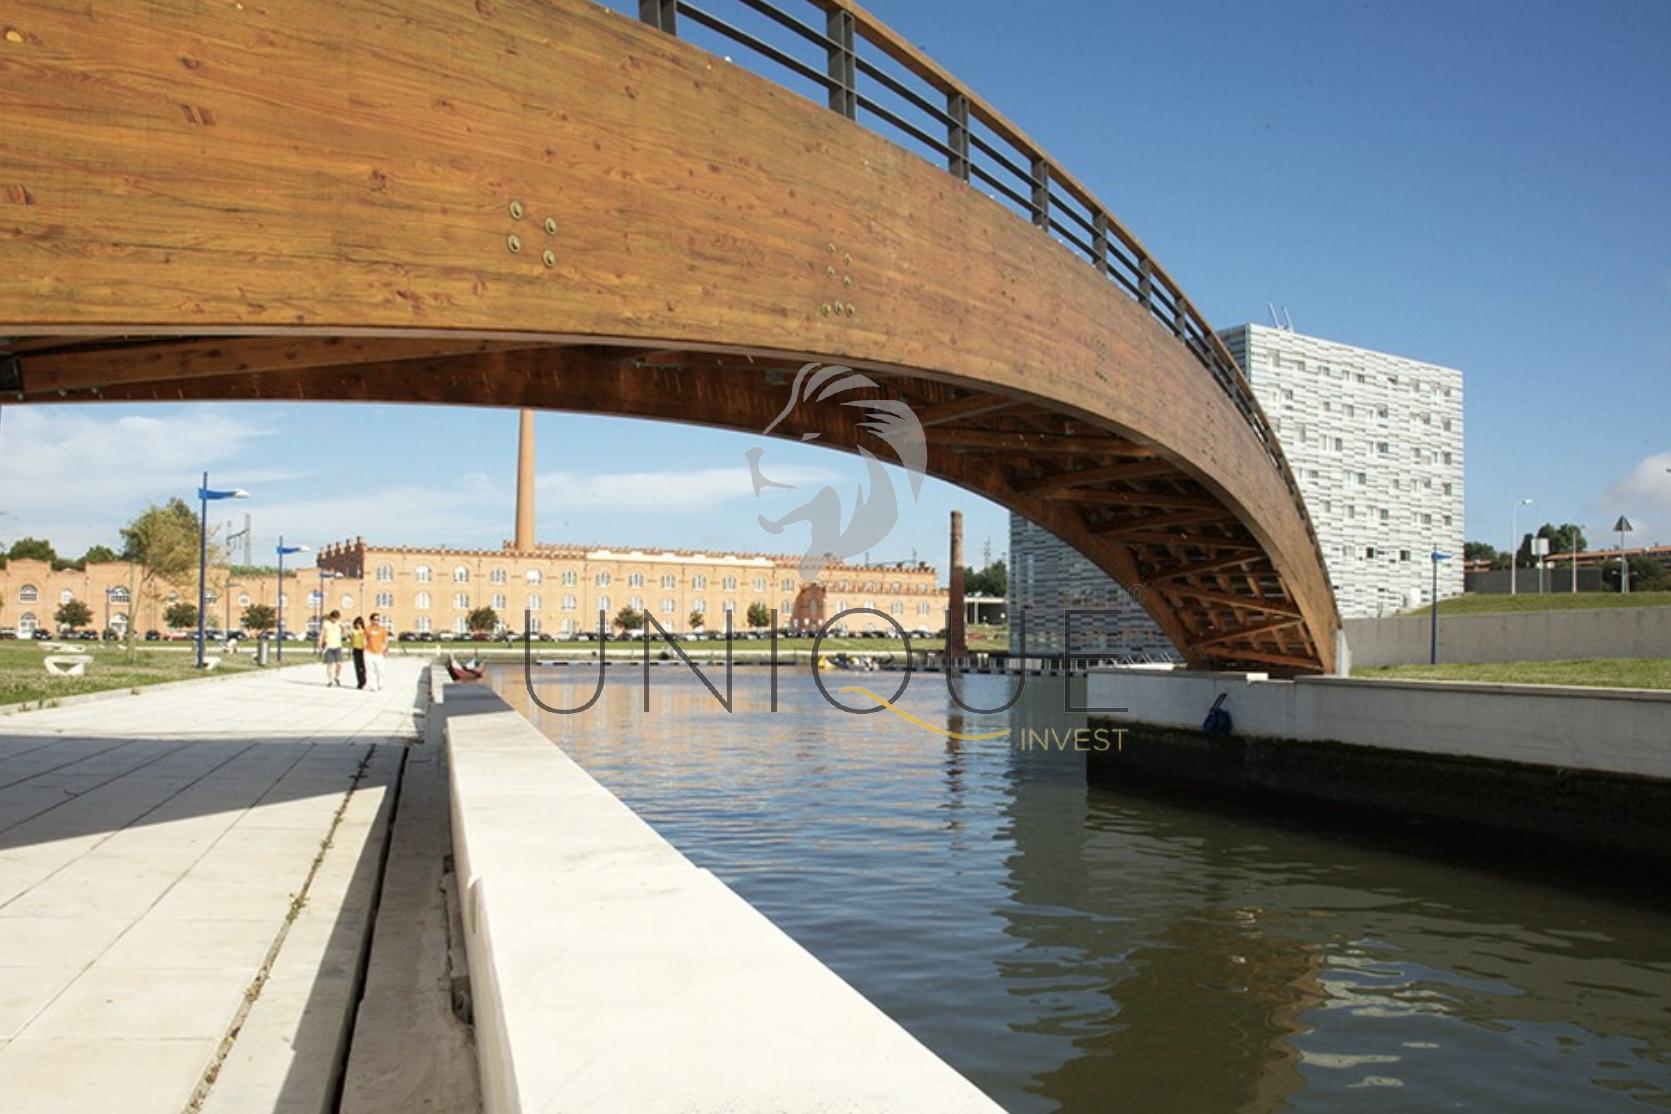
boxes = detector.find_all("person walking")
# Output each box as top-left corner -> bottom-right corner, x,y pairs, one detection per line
350,616 -> 368,690
318,609 -> 346,687
365,612 -> 390,692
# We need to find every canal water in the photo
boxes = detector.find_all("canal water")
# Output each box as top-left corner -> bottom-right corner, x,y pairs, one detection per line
496,665 -> 1671,1113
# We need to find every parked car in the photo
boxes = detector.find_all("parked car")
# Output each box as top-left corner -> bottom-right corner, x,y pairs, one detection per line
144,629 -> 161,641
0,628 -> 15,640
32,629 -> 52,641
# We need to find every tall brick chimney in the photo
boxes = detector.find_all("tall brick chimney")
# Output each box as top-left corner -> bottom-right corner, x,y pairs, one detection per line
947,510 -> 967,658
514,408 -> 536,551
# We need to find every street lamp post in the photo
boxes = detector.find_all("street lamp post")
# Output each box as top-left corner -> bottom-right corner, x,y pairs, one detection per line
275,537 -> 309,662
1509,498 -> 1533,595
196,472 -> 249,668
1614,515 -> 1635,595
1430,549 -> 1453,665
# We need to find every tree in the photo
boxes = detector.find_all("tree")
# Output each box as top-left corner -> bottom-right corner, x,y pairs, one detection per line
467,606 -> 499,633
688,609 -> 705,631
121,499 -> 206,652
242,603 -> 277,634
1463,541 -> 1498,564
81,544 -> 119,565
963,558 -> 1007,598
746,601 -> 771,630
164,601 -> 199,630
54,599 -> 93,631
1603,556 -> 1671,593
7,537 -> 57,563
1518,523 -> 1588,568
612,605 -> 643,633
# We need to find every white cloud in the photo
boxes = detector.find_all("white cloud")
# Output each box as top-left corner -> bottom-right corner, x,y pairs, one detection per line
0,407 -> 283,553
1599,451 -> 1671,543
537,464 -> 839,513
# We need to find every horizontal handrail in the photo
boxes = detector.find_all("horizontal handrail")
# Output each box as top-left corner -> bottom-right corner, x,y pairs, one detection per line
623,0 -> 1322,555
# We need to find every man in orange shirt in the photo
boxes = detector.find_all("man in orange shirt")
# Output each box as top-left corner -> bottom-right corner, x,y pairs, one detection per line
364,612 -> 390,692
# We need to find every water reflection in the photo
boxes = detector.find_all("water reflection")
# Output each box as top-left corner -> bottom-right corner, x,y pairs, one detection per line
496,667 -> 1671,1113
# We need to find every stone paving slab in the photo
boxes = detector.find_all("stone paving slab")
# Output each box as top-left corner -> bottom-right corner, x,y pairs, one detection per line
0,658 -> 424,1113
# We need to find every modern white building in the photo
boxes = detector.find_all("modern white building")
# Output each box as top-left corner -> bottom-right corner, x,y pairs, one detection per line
1008,323 -> 1465,652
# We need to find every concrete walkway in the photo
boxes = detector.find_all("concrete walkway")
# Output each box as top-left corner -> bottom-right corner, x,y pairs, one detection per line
0,659 -> 424,1114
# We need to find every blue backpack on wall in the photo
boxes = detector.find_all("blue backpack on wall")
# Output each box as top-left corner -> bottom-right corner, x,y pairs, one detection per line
1203,693 -> 1233,736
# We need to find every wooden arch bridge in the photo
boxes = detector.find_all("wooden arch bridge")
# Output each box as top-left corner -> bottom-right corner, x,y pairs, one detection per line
0,0 -> 1340,673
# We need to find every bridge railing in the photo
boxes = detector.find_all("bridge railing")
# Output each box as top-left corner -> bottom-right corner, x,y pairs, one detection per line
621,0 -> 1319,550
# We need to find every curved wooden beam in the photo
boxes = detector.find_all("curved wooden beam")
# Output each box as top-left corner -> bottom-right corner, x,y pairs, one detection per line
0,0 -> 1340,671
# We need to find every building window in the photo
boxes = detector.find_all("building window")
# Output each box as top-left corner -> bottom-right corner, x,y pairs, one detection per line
596,595 -> 610,613
492,593 -> 507,610
722,576 -> 737,590
561,594 -> 575,611
752,576 -> 766,592
692,598 -> 705,615
559,569 -> 575,586
918,602 -> 931,615
415,565 -> 432,583
781,578 -> 794,593
692,575 -> 708,590
490,567 -> 507,584
527,593 -> 542,611
595,571 -> 611,587
341,593 -> 353,609
453,565 -> 470,583
661,574 -> 676,589
1399,550 -> 1411,562
416,616 -> 431,633
376,591 -> 393,607
662,597 -> 675,613
453,592 -> 470,609
58,588 -> 74,605
415,592 -> 431,610
239,593 -> 251,607
528,569 -> 545,585
890,602 -> 904,616
376,564 -> 393,581
278,593 -> 288,607
723,599 -> 735,612
18,584 -> 37,603
453,616 -> 468,635
627,572 -> 644,588
308,590 -> 323,607
527,615 -> 542,634
108,586 -> 131,603
17,612 -> 37,636
628,596 -> 642,612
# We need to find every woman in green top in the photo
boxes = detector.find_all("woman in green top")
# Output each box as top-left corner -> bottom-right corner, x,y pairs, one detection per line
350,616 -> 368,690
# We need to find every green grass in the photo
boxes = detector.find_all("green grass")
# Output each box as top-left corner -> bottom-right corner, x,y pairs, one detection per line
1353,658 -> 1671,691
1403,591 -> 1671,617
0,640 -> 286,707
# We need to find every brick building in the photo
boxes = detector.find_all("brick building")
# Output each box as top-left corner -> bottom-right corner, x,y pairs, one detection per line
0,557 -> 295,637
315,537 -> 946,636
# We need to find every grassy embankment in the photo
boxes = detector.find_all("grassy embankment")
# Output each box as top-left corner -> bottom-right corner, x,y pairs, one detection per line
0,641 -> 284,707
1407,590 -> 1671,616
1354,659 -> 1671,691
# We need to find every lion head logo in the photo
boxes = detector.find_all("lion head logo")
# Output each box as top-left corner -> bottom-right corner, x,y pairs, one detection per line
747,363 -> 925,580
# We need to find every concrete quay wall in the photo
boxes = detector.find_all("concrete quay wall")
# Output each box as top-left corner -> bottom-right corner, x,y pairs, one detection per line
1343,605 -> 1671,667
440,682 -> 1003,1114
1084,668 -> 1671,862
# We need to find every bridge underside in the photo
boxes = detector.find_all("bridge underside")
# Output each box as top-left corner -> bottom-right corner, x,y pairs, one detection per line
0,0 -> 1340,672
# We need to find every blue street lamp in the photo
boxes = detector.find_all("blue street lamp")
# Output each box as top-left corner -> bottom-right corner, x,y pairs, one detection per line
276,536 -> 310,662
1430,550 -> 1453,665
197,472 -> 249,668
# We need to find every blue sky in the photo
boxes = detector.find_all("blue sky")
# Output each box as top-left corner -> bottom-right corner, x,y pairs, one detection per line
4,0 -> 1668,568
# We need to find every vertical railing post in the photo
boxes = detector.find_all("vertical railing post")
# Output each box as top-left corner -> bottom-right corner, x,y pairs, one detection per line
825,8 -> 857,119
1091,211 -> 1109,274
946,92 -> 970,180
1030,156 -> 1049,230
638,0 -> 676,33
